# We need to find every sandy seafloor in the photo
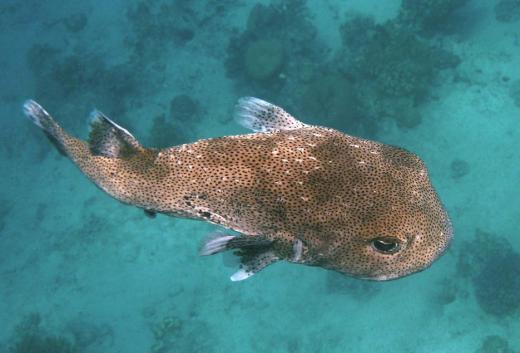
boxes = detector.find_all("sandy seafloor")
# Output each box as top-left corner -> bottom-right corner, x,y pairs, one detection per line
0,0 -> 519,352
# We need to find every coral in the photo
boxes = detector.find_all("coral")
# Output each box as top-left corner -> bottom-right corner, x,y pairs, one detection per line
148,114 -> 187,148
473,250 -> 520,316
476,335 -> 516,353
8,313 -> 79,353
338,15 -> 460,129
244,39 -> 284,81
225,0 -> 323,95
125,1 -> 196,60
450,159 -> 470,179
340,15 -> 377,55
398,0 -> 470,35
494,0 -> 520,22
352,22 -> 437,99
457,229 -> 520,317
169,94 -> 200,122
509,79 -> 520,108
150,315 -> 182,353
300,72 -> 367,133
26,43 -> 140,120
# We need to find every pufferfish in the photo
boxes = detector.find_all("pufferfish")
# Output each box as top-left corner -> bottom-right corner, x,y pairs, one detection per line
23,97 -> 452,281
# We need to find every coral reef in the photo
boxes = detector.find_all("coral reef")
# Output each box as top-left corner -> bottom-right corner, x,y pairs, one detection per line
509,79 -> 520,108
457,229 -> 520,317
494,0 -> 520,22
333,0 -> 464,131
398,0 -> 470,35
125,1 -> 196,61
476,335 -> 517,353
450,159 -> 470,179
8,313 -> 79,353
335,6 -> 461,131
225,0 -> 323,97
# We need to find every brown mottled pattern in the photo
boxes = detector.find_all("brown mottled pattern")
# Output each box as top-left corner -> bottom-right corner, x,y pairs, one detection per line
25,97 -> 452,281
52,119 -> 451,280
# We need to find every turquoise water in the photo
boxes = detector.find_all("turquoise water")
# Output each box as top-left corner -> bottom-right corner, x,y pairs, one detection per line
1,0 -> 519,352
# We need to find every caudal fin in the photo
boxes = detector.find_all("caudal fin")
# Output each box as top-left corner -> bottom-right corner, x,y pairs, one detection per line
23,100 -> 68,156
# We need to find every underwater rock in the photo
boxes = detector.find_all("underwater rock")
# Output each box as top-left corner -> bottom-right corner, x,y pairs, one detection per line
509,79 -> 520,107
450,159 -> 470,179
169,94 -> 200,122
476,335 -> 516,353
244,39 -> 284,81
494,0 -> 520,22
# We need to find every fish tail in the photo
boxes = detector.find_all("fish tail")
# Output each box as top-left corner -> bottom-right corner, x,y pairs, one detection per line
200,233 -> 279,281
24,99 -> 144,160
23,100 -> 70,156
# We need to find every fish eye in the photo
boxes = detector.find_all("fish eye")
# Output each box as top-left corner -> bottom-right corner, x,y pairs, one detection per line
371,237 -> 401,254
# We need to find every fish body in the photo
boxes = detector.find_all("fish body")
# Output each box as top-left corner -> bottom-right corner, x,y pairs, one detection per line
23,97 -> 452,281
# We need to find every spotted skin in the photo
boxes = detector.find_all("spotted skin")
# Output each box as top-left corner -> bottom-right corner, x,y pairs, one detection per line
23,99 -> 452,281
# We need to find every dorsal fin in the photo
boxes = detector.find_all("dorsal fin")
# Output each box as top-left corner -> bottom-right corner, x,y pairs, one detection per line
234,97 -> 307,132
88,110 -> 141,158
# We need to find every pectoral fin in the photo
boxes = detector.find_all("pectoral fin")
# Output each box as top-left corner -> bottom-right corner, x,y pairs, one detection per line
199,233 -> 279,281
